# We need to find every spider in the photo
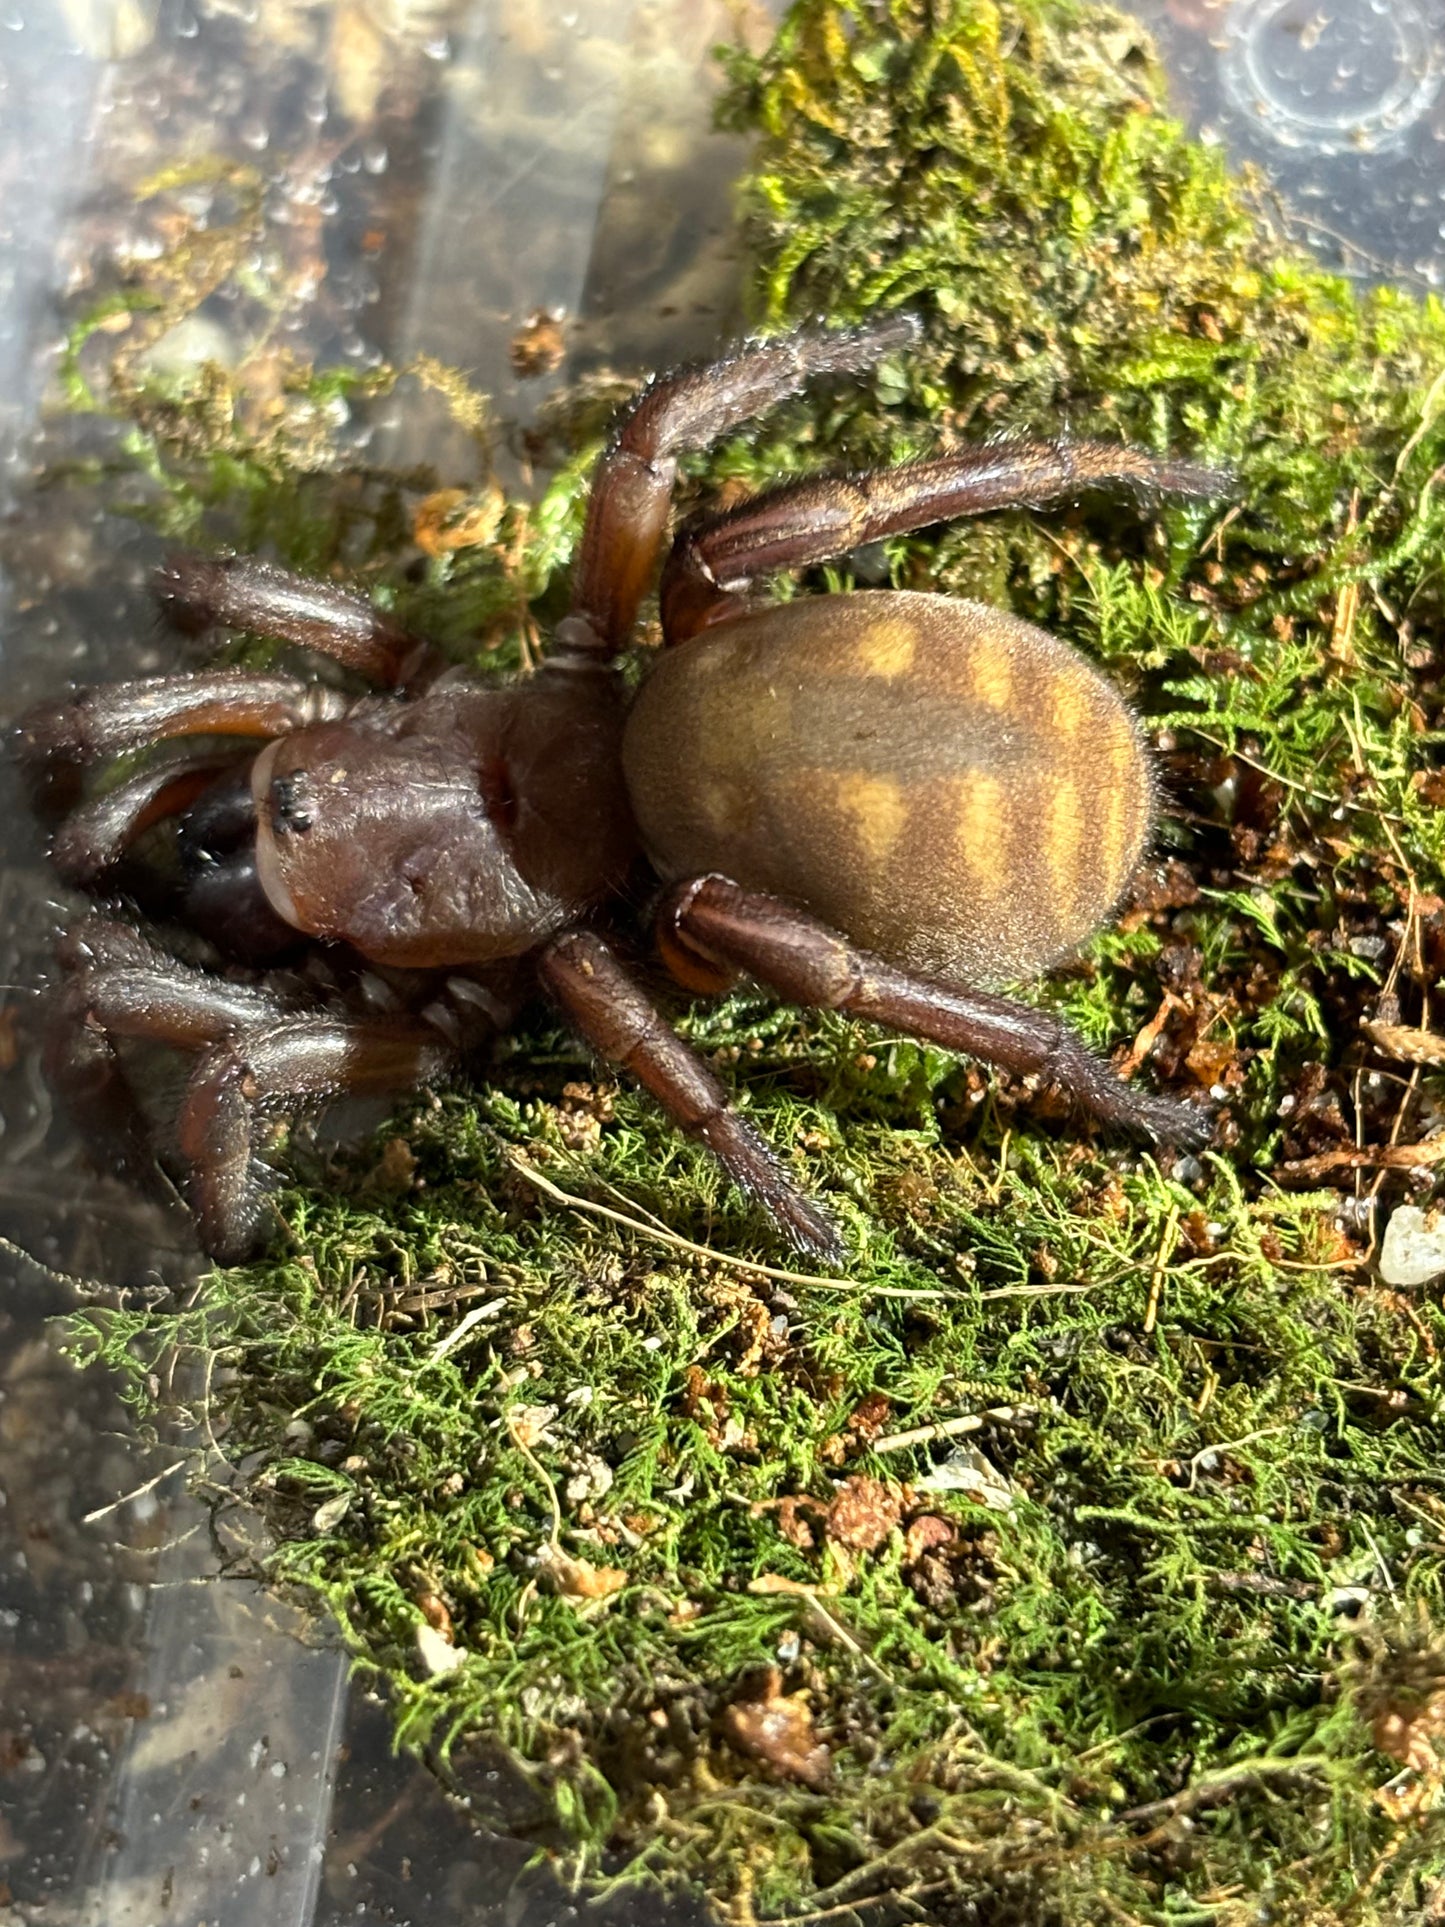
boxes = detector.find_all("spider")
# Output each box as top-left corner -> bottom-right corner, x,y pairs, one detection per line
15,313 -> 1218,1265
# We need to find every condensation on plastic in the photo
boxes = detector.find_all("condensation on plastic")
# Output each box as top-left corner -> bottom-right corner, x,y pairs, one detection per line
1135,0 -> 1445,287
0,5 -> 781,1921
0,2 -> 1441,1923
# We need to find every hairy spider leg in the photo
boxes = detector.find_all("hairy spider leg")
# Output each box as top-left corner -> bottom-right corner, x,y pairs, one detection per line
661,443 -> 1230,639
538,928 -> 843,1261
660,876 -> 1211,1149
48,748 -> 245,887
46,922 -> 295,1192
179,1015 -> 453,1263
50,921 -> 473,1261
558,312 -> 922,660
155,554 -> 437,687
15,553 -> 441,856
14,671 -> 352,767
14,670 -> 356,910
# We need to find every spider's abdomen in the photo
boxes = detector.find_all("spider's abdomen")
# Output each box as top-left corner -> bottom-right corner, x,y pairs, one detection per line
622,591 -> 1154,987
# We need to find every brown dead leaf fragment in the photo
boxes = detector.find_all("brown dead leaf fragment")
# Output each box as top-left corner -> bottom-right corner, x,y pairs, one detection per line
1349,1614 -> 1445,1817
1374,1690 -> 1445,1775
412,484 -> 505,557
509,308 -> 566,378
1279,1138 -> 1445,1183
1116,990 -> 1183,1079
681,1364 -> 728,1427
903,1514 -> 956,1563
1374,1691 -> 1445,1819
773,1495 -> 821,1551
415,1589 -> 453,1639
1362,1021 -> 1445,1067
535,1543 -> 626,1604
1126,857 -> 1202,917
721,1667 -> 830,1789
555,1080 -> 615,1153
846,1391 -> 892,1442
697,1272 -> 776,1374
819,1389 -> 892,1464
825,1474 -> 908,1552
903,1524 -> 1001,1614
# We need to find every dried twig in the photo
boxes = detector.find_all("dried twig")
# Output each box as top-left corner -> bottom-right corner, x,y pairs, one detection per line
1278,1138 -> 1445,1183
505,1152 -> 953,1299
873,1405 -> 1034,1454
1120,1754 -> 1331,1827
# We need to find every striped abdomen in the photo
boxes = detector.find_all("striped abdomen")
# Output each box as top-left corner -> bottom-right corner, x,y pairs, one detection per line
622,591 -> 1153,987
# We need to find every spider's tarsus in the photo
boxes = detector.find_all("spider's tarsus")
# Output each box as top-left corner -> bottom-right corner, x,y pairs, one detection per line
10,700 -> 75,768
1132,1089 -> 1215,1155
793,308 -> 921,374
1137,455 -> 1235,505
773,1191 -> 847,1269
1076,1071 -> 1214,1155
695,1110 -> 845,1267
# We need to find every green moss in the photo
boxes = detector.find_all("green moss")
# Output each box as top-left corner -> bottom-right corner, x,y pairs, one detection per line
55,0 -> 1445,1921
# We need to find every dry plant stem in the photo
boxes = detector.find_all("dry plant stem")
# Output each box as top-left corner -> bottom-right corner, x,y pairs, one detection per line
503,1153 -> 953,1298
872,1406 -> 1033,1453
1120,1754 -> 1333,1827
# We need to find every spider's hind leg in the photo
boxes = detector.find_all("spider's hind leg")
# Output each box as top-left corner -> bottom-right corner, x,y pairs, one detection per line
659,876 -> 1211,1150
660,441 -> 1229,643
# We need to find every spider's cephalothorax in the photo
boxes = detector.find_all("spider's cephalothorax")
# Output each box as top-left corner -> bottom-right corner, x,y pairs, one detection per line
14,315 -> 1219,1263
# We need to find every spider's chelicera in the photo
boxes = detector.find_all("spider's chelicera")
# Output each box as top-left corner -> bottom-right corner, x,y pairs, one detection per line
15,315 -> 1218,1264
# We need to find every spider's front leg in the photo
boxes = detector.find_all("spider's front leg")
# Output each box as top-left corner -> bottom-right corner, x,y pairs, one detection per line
558,313 -> 921,660
49,923 -> 454,1261
658,877 -> 1211,1149
14,670 -> 353,770
13,552 -> 438,809
179,1014 -> 453,1262
11,672 -> 353,893
539,928 -> 843,1262
154,554 -> 439,687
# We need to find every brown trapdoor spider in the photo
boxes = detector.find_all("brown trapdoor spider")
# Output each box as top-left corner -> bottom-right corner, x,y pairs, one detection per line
16,314 -> 1217,1264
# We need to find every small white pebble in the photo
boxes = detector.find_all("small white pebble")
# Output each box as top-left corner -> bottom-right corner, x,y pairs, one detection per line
1379,1204 -> 1445,1287
415,1622 -> 466,1677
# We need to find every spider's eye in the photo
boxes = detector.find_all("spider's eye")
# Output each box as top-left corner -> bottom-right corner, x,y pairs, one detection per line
270,772 -> 313,835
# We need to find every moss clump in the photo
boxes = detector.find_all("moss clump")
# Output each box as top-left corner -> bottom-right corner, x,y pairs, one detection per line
57,0 -> 1445,1921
